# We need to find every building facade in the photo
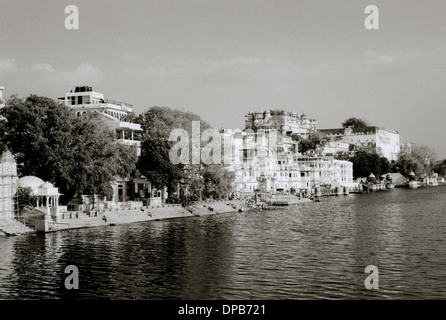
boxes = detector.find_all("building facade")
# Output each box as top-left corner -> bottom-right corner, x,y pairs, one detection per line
245,110 -> 317,138
319,126 -> 400,161
0,149 -> 18,221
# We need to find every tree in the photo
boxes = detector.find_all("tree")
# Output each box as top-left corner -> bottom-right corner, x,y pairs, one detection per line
136,106 -> 235,200
0,95 -> 137,203
380,156 -> 391,175
201,165 -> 235,200
135,106 -> 209,193
342,117 -> 368,128
433,159 -> 446,177
14,186 -> 37,212
395,144 -> 437,177
297,132 -> 326,154
334,151 -> 351,161
67,113 -> 137,199
350,151 -> 389,179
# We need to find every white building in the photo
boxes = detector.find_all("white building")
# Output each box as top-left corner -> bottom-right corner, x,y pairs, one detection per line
245,110 -> 317,138
319,126 -> 400,161
60,86 -> 143,156
17,176 -> 63,218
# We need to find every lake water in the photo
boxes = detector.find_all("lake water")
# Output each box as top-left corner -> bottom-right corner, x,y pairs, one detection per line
1,186 -> 445,299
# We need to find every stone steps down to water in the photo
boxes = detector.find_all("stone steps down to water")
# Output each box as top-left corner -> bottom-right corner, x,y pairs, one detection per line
46,201 -> 249,232
11,200 -> 249,233
0,219 -> 35,236
45,206 -> 200,232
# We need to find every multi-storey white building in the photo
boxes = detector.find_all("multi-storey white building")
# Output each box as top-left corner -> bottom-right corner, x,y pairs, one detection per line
60,86 -> 143,156
230,146 -> 354,193
319,126 -> 400,161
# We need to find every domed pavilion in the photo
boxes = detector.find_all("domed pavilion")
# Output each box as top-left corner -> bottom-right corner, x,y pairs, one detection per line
17,176 -> 62,215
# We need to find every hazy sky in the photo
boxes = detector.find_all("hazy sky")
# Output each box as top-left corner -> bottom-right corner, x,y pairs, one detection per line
1,0 -> 445,158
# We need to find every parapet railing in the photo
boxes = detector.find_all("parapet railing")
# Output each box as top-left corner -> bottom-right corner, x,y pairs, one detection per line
103,99 -> 133,109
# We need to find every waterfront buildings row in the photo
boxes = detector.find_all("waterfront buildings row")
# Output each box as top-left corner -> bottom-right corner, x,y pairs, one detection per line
220,125 -> 354,194
243,109 -> 401,162
226,110 -> 357,193
0,85 -> 402,218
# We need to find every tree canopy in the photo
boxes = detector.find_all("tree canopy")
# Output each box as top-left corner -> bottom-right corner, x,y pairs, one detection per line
135,106 -> 234,200
0,95 -> 137,203
342,117 -> 368,128
394,144 -> 437,177
348,151 -> 390,179
433,159 -> 446,177
296,132 -> 326,154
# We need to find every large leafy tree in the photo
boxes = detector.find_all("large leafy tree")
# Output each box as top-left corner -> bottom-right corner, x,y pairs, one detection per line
350,151 -> 389,178
135,106 -> 207,193
0,95 -> 136,203
136,106 -> 234,199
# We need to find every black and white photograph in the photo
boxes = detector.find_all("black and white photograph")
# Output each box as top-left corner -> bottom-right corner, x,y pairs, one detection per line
1,0 -> 445,307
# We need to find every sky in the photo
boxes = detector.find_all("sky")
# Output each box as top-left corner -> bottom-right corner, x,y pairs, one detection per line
1,0 -> 445,158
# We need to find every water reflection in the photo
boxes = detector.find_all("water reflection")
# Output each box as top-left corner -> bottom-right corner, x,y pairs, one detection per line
0,186 -> 445,299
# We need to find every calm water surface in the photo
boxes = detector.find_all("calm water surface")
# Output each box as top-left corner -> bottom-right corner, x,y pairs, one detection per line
1,186 -> 445,299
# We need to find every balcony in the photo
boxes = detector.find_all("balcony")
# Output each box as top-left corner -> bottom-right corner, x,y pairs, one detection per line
103,99 -> 133,111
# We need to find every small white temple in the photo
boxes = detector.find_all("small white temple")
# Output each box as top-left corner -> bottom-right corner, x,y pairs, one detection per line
17,176 -> 62,216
